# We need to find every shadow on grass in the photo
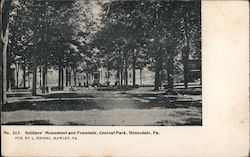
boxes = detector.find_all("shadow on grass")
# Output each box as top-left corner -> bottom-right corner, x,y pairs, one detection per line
42,93 -> 95,99
7,93 -> 32,97
2,99 -> 103,112
127,93 -> 201,109
156,118 -> 202,126
134,99 -> 202,109
2,120 -> 53,125
3,92 -> 202,111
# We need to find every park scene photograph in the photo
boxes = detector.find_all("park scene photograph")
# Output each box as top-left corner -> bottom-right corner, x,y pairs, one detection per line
1,0 -> 201,126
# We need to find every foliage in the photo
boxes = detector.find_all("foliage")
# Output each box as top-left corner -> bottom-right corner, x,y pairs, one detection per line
7,0 -> 201,88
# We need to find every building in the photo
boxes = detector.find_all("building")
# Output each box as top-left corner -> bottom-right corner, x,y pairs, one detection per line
10,59 -> 201,89
95,66 -> 155,86
188,59 -> 201,82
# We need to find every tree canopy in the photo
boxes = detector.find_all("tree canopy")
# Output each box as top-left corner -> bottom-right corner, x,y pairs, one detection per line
7,0 -> 201,93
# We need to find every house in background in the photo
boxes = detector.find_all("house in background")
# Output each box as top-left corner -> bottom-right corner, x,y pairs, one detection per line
9,58 -> 201,89
188,59 -> 201,82
95,66 -> 155,86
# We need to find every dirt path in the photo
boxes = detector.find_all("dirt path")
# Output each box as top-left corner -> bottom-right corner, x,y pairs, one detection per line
2,87 -> 202,125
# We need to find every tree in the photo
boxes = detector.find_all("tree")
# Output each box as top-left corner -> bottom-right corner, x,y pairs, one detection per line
94,1 -> 151,86
6,0 -> 201,95
179,1 -> 201,88
8,0 -> 103,91
0,0 -> 11,104
8,0 -> 48,95
9,3 -> 31,88
64,0 -> 104,87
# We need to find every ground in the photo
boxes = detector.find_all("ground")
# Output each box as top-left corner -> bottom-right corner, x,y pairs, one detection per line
1,87 -> 202,126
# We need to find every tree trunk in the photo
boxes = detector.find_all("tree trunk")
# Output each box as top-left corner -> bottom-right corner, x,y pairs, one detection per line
42,64 -> 47,93
132,50 -> 136,87
200,66 -> 202,85
154,49 -> 163,91
16,62 -> 19,88
28,73 -> 30,88
124,52 -> 128,85
167,70 -> 174,90
23,65 -> 26,88
58,71 -> 61,88
0,36 -> 7,103
154,69 -> 160,91
199,59 -> 202,86
124,69 -> 128,85
39,67 -> 42,87
183,12 -> 190,89
167,50 -> 174,90
58,60 -> 64,90
32,58 -> 37,96
60,68 -> 64,90
183,46 -> 189,89
86,72 -> 89,86
32,40 -> 38,95
74,62 -> 77,86
65,61 -> 69,87
45,64 -> 48,87
119,53 -> 123,86
183,55 -> 189,89
69,69 -> 71,86
140,68 -> 142,86
66,66 -> 68,86
58,65 -> 61,88
42,66 -> 45,93
74,68 -> 77,87
32,2 -> 39,96
117,68 -> 120,85
107,68 -> 110,86
120,66 -> 123,85
120,69 -> 123,85
6,46 -> 10,91
0,0 -> 11,104
61,67 -> 64,89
